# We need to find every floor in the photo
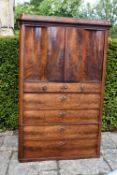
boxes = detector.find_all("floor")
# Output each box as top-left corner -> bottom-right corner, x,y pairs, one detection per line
0,131 -> 117,175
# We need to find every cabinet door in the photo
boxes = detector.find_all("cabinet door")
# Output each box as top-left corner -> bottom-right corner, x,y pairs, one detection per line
24,26 -> 65,82
64,28 -> 105,82
23,26 -> 105,83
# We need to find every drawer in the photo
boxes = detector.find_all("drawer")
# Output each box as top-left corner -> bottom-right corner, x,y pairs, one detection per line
23,124 -> 98,140
24,82 -> 101,93
24,93 -> 100,110
23,138 -> 98,159
23,109 -> 99,124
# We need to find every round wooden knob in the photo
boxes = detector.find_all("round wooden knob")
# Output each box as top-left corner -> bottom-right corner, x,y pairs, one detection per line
80,86 -> 85,92
58,112 -> 65,118
58,127 -> 65,132
58,141 -> 65,147
61,85 -> 68,90
42,85 -> 48,91
59,96 -> 67,102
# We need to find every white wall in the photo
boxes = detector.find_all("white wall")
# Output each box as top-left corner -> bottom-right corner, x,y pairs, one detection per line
0,0 -> 14,36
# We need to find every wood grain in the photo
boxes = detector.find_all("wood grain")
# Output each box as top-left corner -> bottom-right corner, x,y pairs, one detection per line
24,27 -> 40,80
97,30 -> 109,155
23,124 -> 98,140
23,109 -> 99,124
18,24 -> 25,160
24,146 -> 97,160
23,138 -> 97,159
65,28 -> 105,82
24,149 -> 97,160
19,15 -> 110,162
24,138 -> 97,149
24,26 -> 65,81
24,93 -> 101,110
46,27 -> 65,81
20,14 -> 111,28
24,82 -> 101,93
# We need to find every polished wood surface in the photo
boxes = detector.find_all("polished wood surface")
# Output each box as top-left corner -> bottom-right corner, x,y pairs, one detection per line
18,15 -> 111,162
19,24 -> 25,159
24,27 -> 65,81
23,109 -> 99,124
23,26 -> 105,82
24,82 -> 101,93
24,139 -> 97,149
97,30 -> 109,154
23,138 -> 97,159
23,124 -> 98,140
24,146 -> 97,160
20,14 -> 111,28
65,28 -> 105,82
24,93 -> 100,110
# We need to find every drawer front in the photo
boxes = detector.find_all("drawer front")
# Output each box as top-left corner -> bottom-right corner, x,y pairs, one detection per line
23,109 -> 99,124
24,82 -> 101,93
23,124 -> 98,140
24,93 -> 100,110
23,138 -> 98,159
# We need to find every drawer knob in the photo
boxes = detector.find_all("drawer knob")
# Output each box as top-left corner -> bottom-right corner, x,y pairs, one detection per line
58,141 -> 65,147
58,112 -> 65,118
59,96 -> 67,102
42,85 -> 48,91
80,86 -> 85,92
58,127 -> 65,132
61,85 -> 68,90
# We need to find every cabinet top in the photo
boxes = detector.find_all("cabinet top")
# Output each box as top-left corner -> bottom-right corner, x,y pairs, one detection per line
19,14 -> 111,28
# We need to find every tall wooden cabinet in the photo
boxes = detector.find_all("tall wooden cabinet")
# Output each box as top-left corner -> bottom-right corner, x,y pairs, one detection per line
18,15 -> 111,162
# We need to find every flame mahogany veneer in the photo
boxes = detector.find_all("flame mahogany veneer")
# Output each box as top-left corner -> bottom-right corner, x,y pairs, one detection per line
18,14 -> 111,162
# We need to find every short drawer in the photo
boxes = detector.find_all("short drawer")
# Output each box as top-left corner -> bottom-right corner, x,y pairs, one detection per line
23,124 -> 98,140
23,109 -> 99,124
24,82 -> 101,93
23,138 -> 98,159
24,93 -> 100,110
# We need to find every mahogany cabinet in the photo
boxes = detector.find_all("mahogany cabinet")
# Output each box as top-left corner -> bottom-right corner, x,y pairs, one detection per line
18,14 -> 111,162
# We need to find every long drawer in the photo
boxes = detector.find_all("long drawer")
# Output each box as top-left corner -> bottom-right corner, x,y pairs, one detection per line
24,93 -> 101,110
23,124 -> 98,140
23,138 -> 98,160
23,109 -> 99,124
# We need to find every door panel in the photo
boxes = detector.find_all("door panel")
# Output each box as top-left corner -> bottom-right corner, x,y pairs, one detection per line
46,27 -> 65,81
24,26 -> 65,81
24,27 -> 104,83
64,28 -> 105,82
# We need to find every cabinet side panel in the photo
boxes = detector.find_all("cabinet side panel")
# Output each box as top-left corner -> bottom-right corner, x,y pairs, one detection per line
18,24 -> 25,160
97,30 -> 109,155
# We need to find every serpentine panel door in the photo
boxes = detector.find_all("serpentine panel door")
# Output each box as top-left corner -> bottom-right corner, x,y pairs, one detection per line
18,15 -> 111,162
